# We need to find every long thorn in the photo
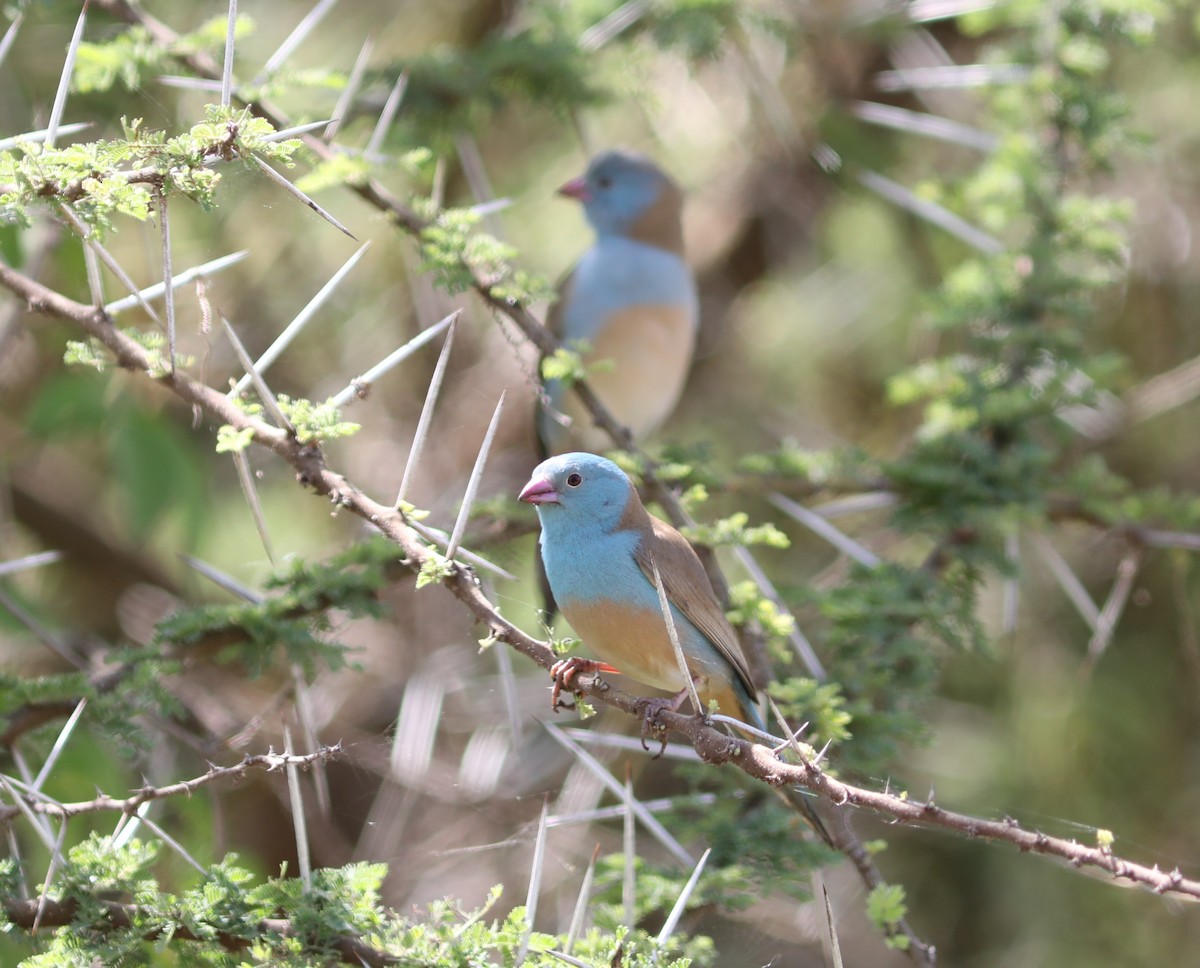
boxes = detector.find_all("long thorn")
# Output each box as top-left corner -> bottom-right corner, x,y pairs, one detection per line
221,0 -> 237,107
139,813 -> 208,875
105,251 -> 249,317
650,556 -> 702,717
446,389 -> 507,561
0,551 -> 63,578
579,0 -> 650,50
855,168 -> 1004,253
623,765 -> 635,929
730,545 -> 826,681
180,554 -> 263,603
542,723 -> 693,867
874,63 -> 1031,92
46,0 -> 89,149
0,122 -> 91,153
291,664 -> 331,819
849,100 -> 998,151
157,193 -> 175,372
564,843 -> 600,952
0,10 -> 24,73
251,155 -> 357,239
1085,550 -> 1143,670
232,449 -> 276,564
0,587 -> 84,669
265,119 -> 333,142
769,492 -> 881,567
329,310 -> 458,407
821,881 -> 845,968
58,205 -> 161,324
656,848 -> 711,949
32,820 -> 69,933
1030,532 -> 1100,630
259,0 -> 339,79
366,71 -> 408,159
326,34 -> 375,141
222,316 -> 292,431
32,699 -> 87,792
283,726 -> 312,889
395,316 -> 457,506
516,795 -> 550,966
407,519 -> 517,579
0,776 -> 57,852
232,242 -> 370,394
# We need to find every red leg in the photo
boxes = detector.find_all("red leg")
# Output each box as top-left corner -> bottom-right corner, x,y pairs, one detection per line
549,657 -> 620,712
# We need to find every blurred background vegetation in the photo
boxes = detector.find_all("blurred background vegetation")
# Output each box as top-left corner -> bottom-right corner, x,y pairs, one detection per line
3,0 -> 1200,965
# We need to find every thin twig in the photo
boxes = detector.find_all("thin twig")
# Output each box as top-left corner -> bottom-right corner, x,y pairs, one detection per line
0,747 -> 342,822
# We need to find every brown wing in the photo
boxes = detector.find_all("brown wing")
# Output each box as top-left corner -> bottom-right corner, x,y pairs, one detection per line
633,515 -> 759,699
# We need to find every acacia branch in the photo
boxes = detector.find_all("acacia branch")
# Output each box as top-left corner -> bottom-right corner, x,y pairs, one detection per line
0,164 -> 165,203
0,747 -> 341,822
4,261 -> 1198,914
2,895 -> 400,967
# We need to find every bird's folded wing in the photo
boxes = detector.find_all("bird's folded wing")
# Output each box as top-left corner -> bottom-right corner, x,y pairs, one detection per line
633,517 -> 758,698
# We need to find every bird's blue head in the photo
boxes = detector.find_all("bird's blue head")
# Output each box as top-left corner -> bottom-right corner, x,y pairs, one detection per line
518,452 -> 634,534
558,150 -> 681,241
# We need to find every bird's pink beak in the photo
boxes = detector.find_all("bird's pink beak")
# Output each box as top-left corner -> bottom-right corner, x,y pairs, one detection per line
519,476 -> 559,505
557,176 -> 590,202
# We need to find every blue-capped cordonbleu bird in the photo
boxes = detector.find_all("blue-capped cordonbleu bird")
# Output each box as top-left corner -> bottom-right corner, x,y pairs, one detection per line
519,452 -> 763,735
537,150 -> 699,456
520,453 -> 836,844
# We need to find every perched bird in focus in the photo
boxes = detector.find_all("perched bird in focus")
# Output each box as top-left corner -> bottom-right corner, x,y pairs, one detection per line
519,452 -> 762,733
520,452 -> 836,846
537,149 -> 698,456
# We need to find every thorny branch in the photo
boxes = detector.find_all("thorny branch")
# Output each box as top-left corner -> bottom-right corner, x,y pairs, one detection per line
0,747 -> 341,822
4,260 -> 1200,922
87,0 -> 646,465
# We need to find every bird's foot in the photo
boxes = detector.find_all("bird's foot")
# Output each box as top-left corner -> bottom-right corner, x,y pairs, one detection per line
549,657 -> 620,712
634,691 -> 689,757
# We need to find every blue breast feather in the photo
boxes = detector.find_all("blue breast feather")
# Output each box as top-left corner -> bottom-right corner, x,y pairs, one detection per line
560,237 -> 697,343
541,520 -> 709,657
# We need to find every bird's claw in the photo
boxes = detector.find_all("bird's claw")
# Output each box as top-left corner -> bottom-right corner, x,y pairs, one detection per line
634,695 -> 686,757
549,657 -> 619,712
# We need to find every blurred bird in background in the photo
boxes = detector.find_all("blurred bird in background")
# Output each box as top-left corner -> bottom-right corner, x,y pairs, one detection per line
537,149 -> 698,455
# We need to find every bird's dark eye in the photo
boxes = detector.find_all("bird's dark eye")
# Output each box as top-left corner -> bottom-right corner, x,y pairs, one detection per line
566,473 -> 583,487
595,175 -> 612,189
